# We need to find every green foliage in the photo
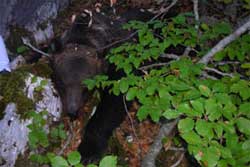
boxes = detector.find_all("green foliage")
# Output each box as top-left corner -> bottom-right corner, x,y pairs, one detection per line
16,45 -> 29,54
26,110 -> 117,167
27,111 -> 49,149
50,123 -> 67,140
83,14 -> 250,167
48,153 -> 117,167
214,34 -> 250,62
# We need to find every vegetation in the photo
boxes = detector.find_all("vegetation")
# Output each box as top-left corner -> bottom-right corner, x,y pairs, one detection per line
84,13 -> 250,167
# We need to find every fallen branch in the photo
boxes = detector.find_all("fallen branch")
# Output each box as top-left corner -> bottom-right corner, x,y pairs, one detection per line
160,53 -> 180,60
22,37 -> 50,57
201,72 -> 218,80
214,61 -> 240,66
141,119 -> 179,167
199,17 -> 250,65
204,67 -> 234,77
153,0 -> 179,20
139,62 -> 170,70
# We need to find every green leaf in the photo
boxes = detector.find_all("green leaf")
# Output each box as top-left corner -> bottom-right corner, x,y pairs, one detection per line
225,133 -> 239,152
149,107 -> 161,122
67,151 -> 81,166
231,80 -> 250,100
163,109 -> 181,119
172,14 -> 186,24
181,131 -> 203,145
158,86 -> 170,98
87,165 -> 97,167
199,85 -> 211,97
50,156 -> 69,167
183,89 -> 201,100
191,99 -> 204,115
119,79 -> 129,93
213,123 -> 223,138
137,105 -> 150,121
83,79 -> 96,90
219,147 -> 232,159
126,87 -> 137,101
241,63 -> 250,69
242,140 -> 250,150
146,85 -> 157,95
75,164 -> 84,167
40,80 -> 48,87
236,117 -> 250,135
99,156 -> 117,167
178,118 -> 194,133
202,146 -> 220,167
195,120 -> 214,140
213,82 -> 228,93
239,102 -> 250,117
17,45 -> 29,54
170,80 -> 191,91
205,99 -> 221,121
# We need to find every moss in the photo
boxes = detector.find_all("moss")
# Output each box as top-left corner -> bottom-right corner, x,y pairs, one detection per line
0,70 -> 34,119
19,61 -> 53,78
0,61 -> 53,120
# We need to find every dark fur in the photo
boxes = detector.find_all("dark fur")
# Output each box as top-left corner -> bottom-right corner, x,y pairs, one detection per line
52,9 -> 153,161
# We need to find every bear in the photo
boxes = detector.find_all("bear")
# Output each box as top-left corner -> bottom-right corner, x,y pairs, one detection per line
51,8 -> 153,161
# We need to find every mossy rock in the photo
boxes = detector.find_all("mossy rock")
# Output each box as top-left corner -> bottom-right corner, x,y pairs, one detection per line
0,61 -> 53,120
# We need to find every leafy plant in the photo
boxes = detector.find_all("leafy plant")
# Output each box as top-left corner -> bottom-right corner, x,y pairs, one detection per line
83,14 -> 250,167
50,123 -> 67,140
27,110 -> 49,149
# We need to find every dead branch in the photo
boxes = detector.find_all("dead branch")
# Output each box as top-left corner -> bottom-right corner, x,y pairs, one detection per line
199,17 -> 250,65
204,67 -> 234,77
141,119 -> 179,167
22,37 -> 50,57
160,53 -> 180,60
139,62 -> 170,70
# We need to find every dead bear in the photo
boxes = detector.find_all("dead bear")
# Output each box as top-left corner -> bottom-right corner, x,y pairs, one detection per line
52,9 -> 153,161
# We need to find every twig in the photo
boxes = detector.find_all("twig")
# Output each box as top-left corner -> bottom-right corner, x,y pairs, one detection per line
21,37 -> 50,57
170,153 -> 185,167
141,119 -> 179,167
160,53 -> 180,60
139,62 -> 170,70
192,0 -> 199,30
153,0 -> 179,20
57,123 -> 74,155
204,67 -> 234,77
199,17 -> 250,65
122,96 -> 142,159
214,61 -> 240,66
201,72 -> 218,80
169,147 -> 185,152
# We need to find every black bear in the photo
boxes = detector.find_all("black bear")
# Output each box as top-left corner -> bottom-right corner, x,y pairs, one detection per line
52,8 -> 153,161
